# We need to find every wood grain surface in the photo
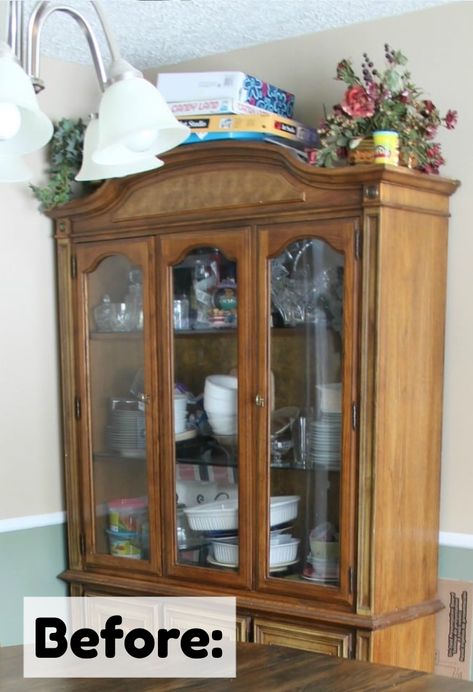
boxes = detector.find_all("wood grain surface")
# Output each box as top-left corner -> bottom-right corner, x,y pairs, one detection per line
3,642 -> 473,691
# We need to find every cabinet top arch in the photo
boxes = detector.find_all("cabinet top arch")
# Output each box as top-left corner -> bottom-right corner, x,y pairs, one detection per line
49,141 -> 460,239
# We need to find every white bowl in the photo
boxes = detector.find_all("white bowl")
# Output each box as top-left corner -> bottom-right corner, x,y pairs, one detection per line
307,554 -> 339,578
310,539 -> 339,561
184,499 -> 238,531
212,535 -> 299,567
204,375 -> 238,401
270,496 -> 300,527
206,412 -> 237,424
204,396 -> 237,414
207,413 -> 237,435
269,535 -> 300,565
184,495 -> 300,532
212,539 -> 238,564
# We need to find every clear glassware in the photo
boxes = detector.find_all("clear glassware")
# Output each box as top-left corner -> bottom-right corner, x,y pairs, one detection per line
173,296 -> 190,330
192,258 -> 218,327
270,436 -> 294,467
93,294 -> 113,331
109,302 -> 132,332
124,267 -> 143,331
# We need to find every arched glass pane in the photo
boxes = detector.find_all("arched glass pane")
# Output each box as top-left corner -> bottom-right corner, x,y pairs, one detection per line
87,254 -> 148,560
171,248 -> 239,570
269,238 -> 344,585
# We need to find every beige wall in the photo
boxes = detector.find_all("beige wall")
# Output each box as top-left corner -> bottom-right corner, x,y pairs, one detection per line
0,59 -> 99,520
147,2 -> 473,536
1,3 -> 471,536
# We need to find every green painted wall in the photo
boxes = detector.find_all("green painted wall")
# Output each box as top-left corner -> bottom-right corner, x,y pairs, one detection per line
439,545 -> 473,582
0,523 -> 68,647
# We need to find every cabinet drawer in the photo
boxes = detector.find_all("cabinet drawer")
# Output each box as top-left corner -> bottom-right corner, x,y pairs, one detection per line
84,588 -> 247,642
253,618 -> 352,658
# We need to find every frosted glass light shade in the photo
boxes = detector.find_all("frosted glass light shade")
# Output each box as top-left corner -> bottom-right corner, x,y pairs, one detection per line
93,75 -> 189,165
76,118 -> 164,181
0,42 -> 53,155
0,154 -> 32,181
0,102 -> 21,140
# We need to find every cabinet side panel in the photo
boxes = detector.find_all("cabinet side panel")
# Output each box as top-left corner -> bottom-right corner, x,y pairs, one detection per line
372,208 -> 448,614
370,614 -> 437,672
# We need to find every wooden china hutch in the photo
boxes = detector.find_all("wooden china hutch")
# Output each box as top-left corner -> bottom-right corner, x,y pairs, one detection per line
50,141 -> 459,671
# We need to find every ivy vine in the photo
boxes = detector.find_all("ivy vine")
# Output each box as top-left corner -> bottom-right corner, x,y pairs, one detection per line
30,118 -> 97,211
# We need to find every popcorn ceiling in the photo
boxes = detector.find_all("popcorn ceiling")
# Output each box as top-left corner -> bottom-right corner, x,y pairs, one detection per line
18,0 -> 454,71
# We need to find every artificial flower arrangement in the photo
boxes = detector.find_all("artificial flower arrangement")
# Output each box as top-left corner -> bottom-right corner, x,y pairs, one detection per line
316,44 -> 457,173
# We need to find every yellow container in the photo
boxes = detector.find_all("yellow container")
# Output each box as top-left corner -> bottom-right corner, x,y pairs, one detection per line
373,130 -> 399,165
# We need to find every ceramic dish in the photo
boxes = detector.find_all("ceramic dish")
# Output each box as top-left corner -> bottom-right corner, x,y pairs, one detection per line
207,555 -> 300,572
184,495 -> 300,532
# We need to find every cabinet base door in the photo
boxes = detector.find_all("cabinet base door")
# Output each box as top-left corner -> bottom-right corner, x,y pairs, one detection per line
253,618 -> 352,657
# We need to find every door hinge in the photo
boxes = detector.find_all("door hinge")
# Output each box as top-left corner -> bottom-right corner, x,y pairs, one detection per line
348,566 -> 355,594
71,255 -> 77,279
74,396 -> 81,420
354,227 -> 362,260
351,402 -> 358,431
79,533 -> 86,557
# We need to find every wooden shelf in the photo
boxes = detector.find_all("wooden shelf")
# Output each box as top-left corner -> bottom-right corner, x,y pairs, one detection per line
90,330 -> 143,340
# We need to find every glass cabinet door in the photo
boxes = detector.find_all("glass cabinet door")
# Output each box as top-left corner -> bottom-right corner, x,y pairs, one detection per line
76,240 -> 155,567
160,231 -> 252,586
258,220 -> 358,602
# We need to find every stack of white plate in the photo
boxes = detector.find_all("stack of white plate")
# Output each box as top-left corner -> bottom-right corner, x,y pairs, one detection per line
107,409 -> 146,455
307,412 -> 341,470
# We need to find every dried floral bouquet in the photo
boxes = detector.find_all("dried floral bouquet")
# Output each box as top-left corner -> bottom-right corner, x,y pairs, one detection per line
316,45 -> 457,173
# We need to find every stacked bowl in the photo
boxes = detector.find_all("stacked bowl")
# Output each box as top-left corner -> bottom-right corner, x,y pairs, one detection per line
302,523 -> 340,583
204,375 -> 238,437
209,533 -> 300,570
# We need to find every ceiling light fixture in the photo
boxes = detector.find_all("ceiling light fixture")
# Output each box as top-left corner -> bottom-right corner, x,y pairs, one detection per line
76,113 -> 164,181
0,0 -> 189,183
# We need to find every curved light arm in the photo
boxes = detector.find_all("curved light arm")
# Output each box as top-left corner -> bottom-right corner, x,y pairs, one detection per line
92,0 -> 121,66
26,1 -> 110,92
7,1 -> 23,63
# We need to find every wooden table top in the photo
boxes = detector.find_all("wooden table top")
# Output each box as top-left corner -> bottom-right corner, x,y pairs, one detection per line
2,642 -> 473,691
